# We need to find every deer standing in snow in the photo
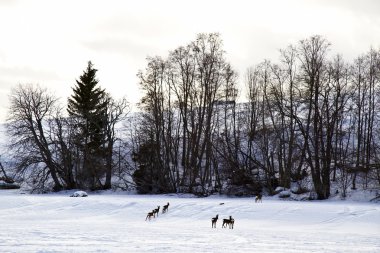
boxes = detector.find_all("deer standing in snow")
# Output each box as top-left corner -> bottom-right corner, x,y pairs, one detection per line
153,206 -> 160,217
162,202 -> 170,213
146,211 -> 154,221
255,193 -> 262,203
211,214 -> 218,228
222,216 -> 235,229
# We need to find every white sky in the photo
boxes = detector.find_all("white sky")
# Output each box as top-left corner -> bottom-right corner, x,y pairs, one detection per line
0,0 -> 379,123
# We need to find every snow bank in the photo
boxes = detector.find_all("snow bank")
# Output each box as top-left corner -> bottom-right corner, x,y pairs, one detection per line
70,190 -> 88,197
0,190 -> 379,252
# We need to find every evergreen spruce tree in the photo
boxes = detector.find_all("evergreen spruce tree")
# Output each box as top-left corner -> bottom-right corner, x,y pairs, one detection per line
68,61 -> 107,189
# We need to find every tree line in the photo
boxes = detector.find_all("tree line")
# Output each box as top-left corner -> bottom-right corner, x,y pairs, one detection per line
132,33 -> 380,199
4,33 -> 380,199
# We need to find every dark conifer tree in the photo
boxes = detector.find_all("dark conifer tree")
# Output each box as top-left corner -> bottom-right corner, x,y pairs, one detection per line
68,61 -> 108,189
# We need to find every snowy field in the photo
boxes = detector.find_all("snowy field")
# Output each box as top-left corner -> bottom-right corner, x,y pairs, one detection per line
0,190 -> 379,253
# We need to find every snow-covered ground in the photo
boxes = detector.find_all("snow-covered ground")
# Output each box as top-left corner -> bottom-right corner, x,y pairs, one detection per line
0,190 -> 379,253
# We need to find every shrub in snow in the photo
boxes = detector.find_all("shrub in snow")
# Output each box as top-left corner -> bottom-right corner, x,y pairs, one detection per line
274,187 -> 285,194
308,191 -> 318,200
291,185 -> 308,195
0,180 -> 20,190
279,190 -> 291,198
226,185 -> 256,197
70,191 -> 88,197
371,195 -> 380,203
291,186 -> 300,194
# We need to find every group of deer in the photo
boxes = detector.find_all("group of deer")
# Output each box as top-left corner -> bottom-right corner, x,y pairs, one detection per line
211,215 -> 235,229
210,194 -> 262,229
145,202 -> 170,221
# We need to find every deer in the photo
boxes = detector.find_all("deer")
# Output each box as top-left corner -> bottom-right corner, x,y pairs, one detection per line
211,214 -> 219,228
222,216 -> 235,229
145,211 -> 154,221
153,206 -> 160,217
162,202 -> 170,213
229,216 -> 235,229
255,193 -> 262,203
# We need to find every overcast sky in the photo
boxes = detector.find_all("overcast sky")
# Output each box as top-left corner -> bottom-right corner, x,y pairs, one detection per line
0,0 -> 379,123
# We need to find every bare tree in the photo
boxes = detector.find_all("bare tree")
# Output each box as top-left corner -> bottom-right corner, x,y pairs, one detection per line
103,96 -> 130,189
7,84 -> 63,191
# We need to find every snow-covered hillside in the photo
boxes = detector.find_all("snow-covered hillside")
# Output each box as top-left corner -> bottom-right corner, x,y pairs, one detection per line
0,190 -> 379,253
